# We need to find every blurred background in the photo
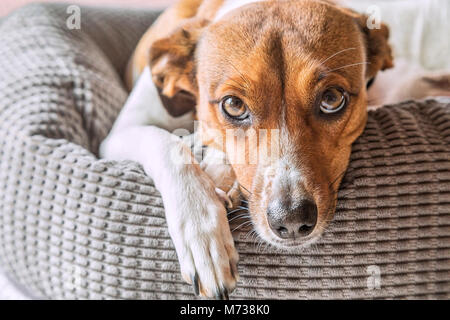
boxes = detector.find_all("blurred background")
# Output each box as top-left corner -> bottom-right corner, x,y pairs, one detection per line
0,0 -> 177,17
0,0 -> 176,300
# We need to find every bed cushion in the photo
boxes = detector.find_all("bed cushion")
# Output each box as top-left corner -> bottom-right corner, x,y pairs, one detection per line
0,3 -> 449,299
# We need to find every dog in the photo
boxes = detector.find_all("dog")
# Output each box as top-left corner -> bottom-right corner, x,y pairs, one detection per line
100,0 -> 394,299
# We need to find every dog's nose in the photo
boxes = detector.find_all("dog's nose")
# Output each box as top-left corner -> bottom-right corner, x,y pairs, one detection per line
267,199 -> 318,239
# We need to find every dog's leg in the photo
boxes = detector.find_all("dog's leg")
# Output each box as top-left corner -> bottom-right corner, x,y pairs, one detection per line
100,67 -> 238,299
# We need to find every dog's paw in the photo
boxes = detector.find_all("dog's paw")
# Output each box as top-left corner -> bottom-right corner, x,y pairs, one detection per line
214,181 -> 242,210
174,201 -> 239,299
178,210 -> 239,299
164,167 -> 239,299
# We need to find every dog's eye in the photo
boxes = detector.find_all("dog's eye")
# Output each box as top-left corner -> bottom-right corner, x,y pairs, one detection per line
220,95 -> 249,120
319,87 -> 348,114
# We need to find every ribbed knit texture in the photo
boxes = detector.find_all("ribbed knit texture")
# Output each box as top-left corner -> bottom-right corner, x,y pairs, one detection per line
0,3 -> 449,299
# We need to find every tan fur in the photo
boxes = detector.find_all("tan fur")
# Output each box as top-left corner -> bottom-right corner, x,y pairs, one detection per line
125,0 -> 226,90
125,0 -> 205,90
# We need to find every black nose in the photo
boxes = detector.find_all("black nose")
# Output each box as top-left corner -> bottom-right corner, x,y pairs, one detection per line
267,199 -> 318,239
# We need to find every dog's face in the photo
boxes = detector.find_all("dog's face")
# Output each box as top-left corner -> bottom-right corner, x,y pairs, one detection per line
150,0 -> 393,248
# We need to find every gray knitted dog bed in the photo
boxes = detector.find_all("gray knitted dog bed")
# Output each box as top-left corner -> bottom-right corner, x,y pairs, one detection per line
0,3 -> 449,299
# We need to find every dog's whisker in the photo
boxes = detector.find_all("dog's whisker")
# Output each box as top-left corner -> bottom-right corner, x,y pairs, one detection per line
227,60 -> 252,91
338,188 -> 357,199
250,231 -> 259,243
228,213 -> 251,222
238,194 -> 249,202
329,175 -> 344,189
246,229 -> 262,247
243,228 -> 253,239
256,239 -> 264,253
328,180 -> 357,200
329,167 -> 352,188
227,208 -> 247,216
239,183 -> 252,195
310,242 -> 321,254
232,220 -> 253,233
317,47 -> 357,67
243,229 -> 258,242
262,243 -> 270,254
258,241 -> 265,253
260,241 -> 268,253
239,201 -> 248,207
326,61 -> 370,73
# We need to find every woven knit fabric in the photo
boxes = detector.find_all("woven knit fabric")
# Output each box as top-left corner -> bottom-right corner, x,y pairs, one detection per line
0,3 -> 449,299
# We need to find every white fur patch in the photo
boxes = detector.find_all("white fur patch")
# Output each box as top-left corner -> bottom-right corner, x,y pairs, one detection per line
262,107 -> 306,211
109,66 -> 194,134
214,0 -> 265,22
100,66 -> 238,298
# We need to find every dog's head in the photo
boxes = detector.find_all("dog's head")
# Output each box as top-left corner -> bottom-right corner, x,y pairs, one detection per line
150,0 -> 393,248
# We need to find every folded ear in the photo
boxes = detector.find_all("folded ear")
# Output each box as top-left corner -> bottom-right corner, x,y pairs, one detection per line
354,14 -> 394,81
149,18 -> 208,99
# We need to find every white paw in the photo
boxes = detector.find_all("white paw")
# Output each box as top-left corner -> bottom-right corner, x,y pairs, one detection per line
162,165 -> 239,299
200,148 -> 241,209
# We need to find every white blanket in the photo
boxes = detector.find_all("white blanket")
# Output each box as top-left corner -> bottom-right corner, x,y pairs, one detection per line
341,0 -> 450,70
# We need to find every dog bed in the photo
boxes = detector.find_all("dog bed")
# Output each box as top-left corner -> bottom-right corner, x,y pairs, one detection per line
0,3 -> 449,299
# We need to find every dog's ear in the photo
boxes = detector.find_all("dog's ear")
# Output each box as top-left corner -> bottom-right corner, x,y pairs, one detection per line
149,18 -> 208,99
338,5 -> 394,81
353,14 -> 394,81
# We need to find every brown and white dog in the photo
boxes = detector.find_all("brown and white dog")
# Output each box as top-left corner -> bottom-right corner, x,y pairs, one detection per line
100,0 -> 395,299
